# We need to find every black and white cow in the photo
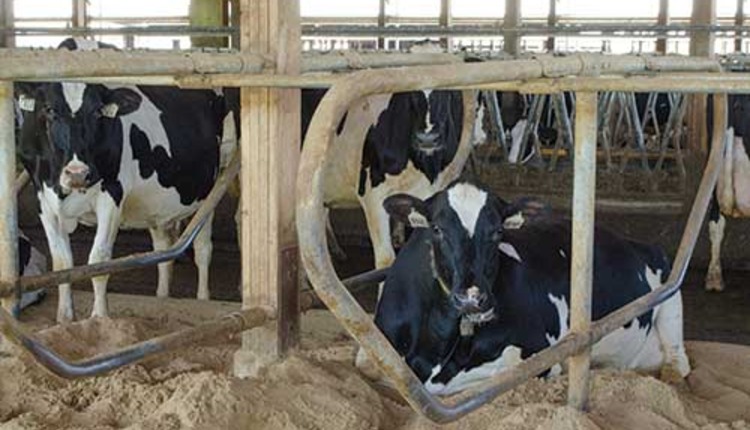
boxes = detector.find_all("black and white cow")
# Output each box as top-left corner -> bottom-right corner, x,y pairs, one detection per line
706,94 -> 750,291
300,86 -> 482,271
16,38 -> 236,322
363,181 -> 690,394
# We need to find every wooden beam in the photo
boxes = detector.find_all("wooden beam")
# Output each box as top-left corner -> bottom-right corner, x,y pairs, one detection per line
233,0 -> 301,378
736,0 -> 745,53
504,0 -> 521,55
377,0 -> 386,49
656,0 -> 669,54
189,0 -> 227,48
439,0 -> 452,49
0,0 -> 14,48
72,0 -> 87,29
546,0 -> 557,52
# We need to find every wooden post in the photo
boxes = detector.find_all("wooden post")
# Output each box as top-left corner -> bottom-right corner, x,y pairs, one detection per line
72,0 -> 87,29
656,0 -> 669,54
0,82 -> 18,315
504,0 -> 521,55
377,0 -> 386,49
0,0 -> 14,48
546,0 -> 557,52
439,0 -> 452,50
190,0 -> 228,48
567,91 -> 598,411
233,0 -> 301,378
736,0 -> 745,53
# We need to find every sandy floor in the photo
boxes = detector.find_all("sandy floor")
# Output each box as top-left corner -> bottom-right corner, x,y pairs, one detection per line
1,291 -> 749,430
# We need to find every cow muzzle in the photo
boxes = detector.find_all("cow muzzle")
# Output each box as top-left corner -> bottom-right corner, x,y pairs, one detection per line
415,131 -> 442,153
61,163 -> 91,191
452,286 -> 494,324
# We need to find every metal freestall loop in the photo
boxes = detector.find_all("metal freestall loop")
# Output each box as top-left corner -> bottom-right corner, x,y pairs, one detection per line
295,54 -> 726,423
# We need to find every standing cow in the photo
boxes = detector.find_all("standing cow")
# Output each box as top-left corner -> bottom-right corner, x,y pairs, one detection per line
364,181 -> 689,394
706,94 -> 750,291
16,38 -> 236,322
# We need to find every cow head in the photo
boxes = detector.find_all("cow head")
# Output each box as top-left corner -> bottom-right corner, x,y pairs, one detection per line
384,182 -> 513,325
17,82 -> 142,194
411,90 -> 462,155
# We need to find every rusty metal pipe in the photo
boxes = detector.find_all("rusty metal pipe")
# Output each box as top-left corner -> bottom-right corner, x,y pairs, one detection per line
296,56 -> 725,423
0,155 -> 240,297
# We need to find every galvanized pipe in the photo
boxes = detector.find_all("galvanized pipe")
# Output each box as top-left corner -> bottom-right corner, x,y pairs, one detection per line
567,91 -> 597,410
0,155 -> 240,296
14,171 -> 30,195
0,82 -> 18,314
296,56 -> 724,423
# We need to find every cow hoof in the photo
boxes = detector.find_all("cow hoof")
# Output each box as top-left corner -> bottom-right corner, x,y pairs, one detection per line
704,271 -> 724,292
660,363 -> 687,385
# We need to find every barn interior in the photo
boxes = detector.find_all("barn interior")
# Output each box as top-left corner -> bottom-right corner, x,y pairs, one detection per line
2,0 -> 750,429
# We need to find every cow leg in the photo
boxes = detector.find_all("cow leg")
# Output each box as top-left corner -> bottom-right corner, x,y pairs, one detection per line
39,207 -> 75,323
656,292 -> 691,381
194,211 -> 214,301
706,195 -> 726,292
88,198 -> 121,318
149,226 -> 175,298
362,200 -> 396,271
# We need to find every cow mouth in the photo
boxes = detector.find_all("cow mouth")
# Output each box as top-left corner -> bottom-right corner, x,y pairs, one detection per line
463,307 -> 495,324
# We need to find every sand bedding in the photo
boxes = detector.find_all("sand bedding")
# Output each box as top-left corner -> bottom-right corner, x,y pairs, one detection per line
1,291 -> 749,430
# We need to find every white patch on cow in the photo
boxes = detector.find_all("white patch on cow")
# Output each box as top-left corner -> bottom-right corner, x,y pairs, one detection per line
407,208 -> 430,228
706,215 -> 726,291
545,294 -> 570,345
422,90 -> 435,133
507,119 -> 527,164
425,346 -> 523,395
503,211 -> 524,229
101,103 -> 119,118
219,112 -> 237,169
18,95 -> 35,112
62,82 -> 87,115
558,249 -> 566,259
471,103 -> 487,146
446,183 -> 487,237
549,363 -> 563,377
498,242 -> 521,262
72,37 -> 100,51
113,85 -> 172,158
731,137 -> 750,215
644,265 -> 663,291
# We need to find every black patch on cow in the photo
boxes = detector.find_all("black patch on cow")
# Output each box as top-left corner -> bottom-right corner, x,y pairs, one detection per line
301,89 -> 346,140
18,236 -> 31,274
128,86 -> 221,206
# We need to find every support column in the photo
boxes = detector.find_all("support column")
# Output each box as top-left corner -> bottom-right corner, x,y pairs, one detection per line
190,0 -> 228,48
504,0 -> 521,55
686,0 -> 715,177
546,0 -> 557,52
439,0 -> 451,50
0,0 -> 14,48
736,0 -> 745,53
567,91 -> 597,411
0,82 -> 18,315
234,0 -> 301,378
72,0 -> 87,29
656,0 -> 669,54
377,0 -> 386,49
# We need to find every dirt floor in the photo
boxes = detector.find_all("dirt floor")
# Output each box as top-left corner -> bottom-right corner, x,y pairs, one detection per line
1,291 -> 750,430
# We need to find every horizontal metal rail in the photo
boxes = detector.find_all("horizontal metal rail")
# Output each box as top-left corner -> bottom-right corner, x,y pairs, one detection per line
0,155 -> 240,297
296,55 -> 725,423
0,266 -> 389,379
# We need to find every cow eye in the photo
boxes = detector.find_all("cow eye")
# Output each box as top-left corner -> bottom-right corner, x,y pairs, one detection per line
491,229 -> 503,242
432,225 -> 443,239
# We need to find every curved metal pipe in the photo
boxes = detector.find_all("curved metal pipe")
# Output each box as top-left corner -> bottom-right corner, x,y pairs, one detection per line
0,155 -> 240,296
295,55 -> 725,423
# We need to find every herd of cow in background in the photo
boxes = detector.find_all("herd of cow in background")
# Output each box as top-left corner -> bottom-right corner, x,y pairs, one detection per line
6,37 -> 749,393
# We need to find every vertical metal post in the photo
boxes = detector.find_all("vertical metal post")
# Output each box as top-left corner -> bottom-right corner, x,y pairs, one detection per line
504,0 -> 521,55
377,0 -> 386,49
736,0 -> 745,53
547,0 -> 556,52
0,0 -> 14,48
567,91 -> 597,411
0,82 -> 18,315
72,0 -> 87,29
439,0 -> 452,50
656,0 -> 669,54
190,0 -> 228,48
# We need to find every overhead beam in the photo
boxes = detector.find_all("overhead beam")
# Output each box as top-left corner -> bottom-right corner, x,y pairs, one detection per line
504,0 -> 521,55
233,0 -> 301,378
656,0 -> 669,54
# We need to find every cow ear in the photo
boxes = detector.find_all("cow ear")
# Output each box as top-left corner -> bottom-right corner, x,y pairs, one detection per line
15,83 -> 41,112
384,194 -> 431,228
103,88 -> 142,117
